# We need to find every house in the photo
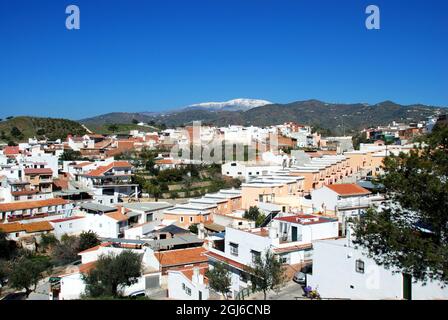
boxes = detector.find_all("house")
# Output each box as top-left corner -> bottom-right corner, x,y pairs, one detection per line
307,235 -> 448,300
0,220 -> 54,241
51,240 -> 162,300
153,247 -> 208,275
75,160 -> 139,203
241,175 -> 304,209
310,184 -> 383,235
167,264 -> 209,300
205,213 -> 339,298
221,161 -> 283,182
23,168 -> 53,194
0,198 -> 73,223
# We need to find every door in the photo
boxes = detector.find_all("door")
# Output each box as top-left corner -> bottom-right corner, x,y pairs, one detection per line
199,291 -> 202,300
403,273 -> 412,300
291,226 -> 298,242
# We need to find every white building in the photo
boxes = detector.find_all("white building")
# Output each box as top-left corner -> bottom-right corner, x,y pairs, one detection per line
307,235 -> 448,300
205,213 -> 339,298
168,265 -> 209,300
221,161 -> 283,181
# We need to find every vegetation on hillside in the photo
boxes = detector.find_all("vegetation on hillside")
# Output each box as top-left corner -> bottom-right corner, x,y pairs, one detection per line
0,116 -> 86,143
79,100 -> 442,135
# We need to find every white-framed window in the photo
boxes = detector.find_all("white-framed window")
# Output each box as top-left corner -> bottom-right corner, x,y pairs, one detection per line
251,250 -> 261,263
180,217 -> 184,222
189,216 -> 193,223
355,259 -> 365,274
229,242 -> 239,256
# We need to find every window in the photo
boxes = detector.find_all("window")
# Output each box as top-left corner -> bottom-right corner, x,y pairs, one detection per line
186,287 -> 192,296
69,223 -> 73,228
189,216 -> 193,223
180,217 -> 184,222
251,250 -> 261,263
229,242 -> 239,256
231,163 -> 237,167
355,259 -> 365,273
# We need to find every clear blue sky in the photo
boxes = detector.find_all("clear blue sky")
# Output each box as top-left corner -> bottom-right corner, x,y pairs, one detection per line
0,0 -> 447,119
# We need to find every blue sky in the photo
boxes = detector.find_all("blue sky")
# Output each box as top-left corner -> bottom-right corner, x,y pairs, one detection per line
0,0 -> 447,119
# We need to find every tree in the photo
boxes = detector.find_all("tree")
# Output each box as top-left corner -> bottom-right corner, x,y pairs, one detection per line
51,234 -> 80,265
206,262 -> 231,299
10,126 -> 22,138
246,249 -> 287,300
0,231 -> 18,260
243,206 -> 266,227
82,251 -> 143,298
39,233 -> 58,252
60,149 -> 82,161
78,231 -> 101,252
0,260 -> 10,295
188,224 -> 199,235
108,123 -> 119,133
144,181 -> 161,201
351,125 -> 448,285
132,119 -> 139,124
8,255 -> 51,297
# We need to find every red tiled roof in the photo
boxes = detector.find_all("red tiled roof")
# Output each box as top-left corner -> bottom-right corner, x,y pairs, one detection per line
0,221 -> 53,233
325,184 -> 371,196
78,242 -> 111,254
0,198 -> 69,212
273,243 -> 313,254
155,247 -> 208,267
155,159 -> 178,165
85,161 -> 132,177
105,209 -> 129,222
11,189 -> 38,196
78,261 -> 97,274
3,146 -> 20,156
177,264 -> 209,285
73,162 -> 93,168
24,168 -> 53,175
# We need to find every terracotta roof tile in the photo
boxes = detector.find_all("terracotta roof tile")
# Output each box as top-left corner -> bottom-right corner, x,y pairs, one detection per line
155,247 -> 208,267
0,222 -> 23,233
24,168 -> 53,175
0,221 -> 53,233
0,198 -> 69,212
85,161 -> 132,177
325,184 -> 371,196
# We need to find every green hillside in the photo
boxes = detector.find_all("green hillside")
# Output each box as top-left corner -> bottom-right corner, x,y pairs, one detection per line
0,116 -> 87,143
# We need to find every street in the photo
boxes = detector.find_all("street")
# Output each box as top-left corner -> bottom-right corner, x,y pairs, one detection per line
27,278 -> 50,300
247,281 -> 306,300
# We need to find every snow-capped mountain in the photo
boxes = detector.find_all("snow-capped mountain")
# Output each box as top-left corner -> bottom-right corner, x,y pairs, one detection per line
185,98 -> 273,112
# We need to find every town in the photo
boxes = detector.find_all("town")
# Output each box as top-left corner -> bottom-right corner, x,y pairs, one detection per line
1,113 -> 446,300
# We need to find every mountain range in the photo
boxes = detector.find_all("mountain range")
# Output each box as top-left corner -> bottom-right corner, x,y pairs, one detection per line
79,99 -> 444,135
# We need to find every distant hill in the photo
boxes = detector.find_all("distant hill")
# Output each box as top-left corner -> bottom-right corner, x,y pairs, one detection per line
0,116 -> 87,142
79,99 -> 443,135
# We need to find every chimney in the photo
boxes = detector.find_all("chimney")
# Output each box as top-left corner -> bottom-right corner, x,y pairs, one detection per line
192,267 -> 202,284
